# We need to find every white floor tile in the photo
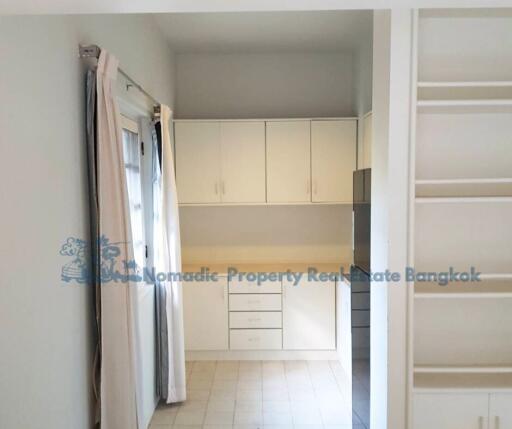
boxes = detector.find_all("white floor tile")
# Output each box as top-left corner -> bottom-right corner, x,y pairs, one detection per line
263,411 -> 293,425
236,389 -> 263,402
207,399 -> 236,412
174,409 -> 206,425
262,401 -> 291,413
235,401 -> 263,413
234,410 -> 263,425
204,410 -> 235,424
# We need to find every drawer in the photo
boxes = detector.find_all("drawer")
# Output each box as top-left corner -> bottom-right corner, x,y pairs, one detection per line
229,278 -> 281,294
229,294 -> 282,311
230,311 -> 282,329
352,326 -> 370,348
230,329 -> 282,350
352,292 -> 370,310
352,309 -> 370,327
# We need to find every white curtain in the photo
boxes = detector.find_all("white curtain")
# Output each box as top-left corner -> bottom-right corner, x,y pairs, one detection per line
96,50 -> 140,429
158,105 -> 187,402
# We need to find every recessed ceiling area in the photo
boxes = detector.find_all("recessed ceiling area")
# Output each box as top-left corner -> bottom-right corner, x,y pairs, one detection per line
155,10 -> 372,53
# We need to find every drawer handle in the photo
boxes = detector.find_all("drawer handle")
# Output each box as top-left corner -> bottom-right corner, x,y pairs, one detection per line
248,300 -> 260,304
248,318 -> 261,322
248,337 -> 260,342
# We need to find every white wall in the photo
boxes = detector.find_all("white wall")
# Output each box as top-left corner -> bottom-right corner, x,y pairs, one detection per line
370,10 -> 413,429
0,14 -> 174,429
175,52 -> 355,119
180,205 -> 353,264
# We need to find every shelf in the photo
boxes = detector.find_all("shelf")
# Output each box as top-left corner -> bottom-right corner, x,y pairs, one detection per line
417,99 -> 512,113
416,196 -> 512,204
416,178 -> 512,198
414,373 -> 512,392
415,365 -> 512,374
418,81 -> 512,101
415,279 -> 512,298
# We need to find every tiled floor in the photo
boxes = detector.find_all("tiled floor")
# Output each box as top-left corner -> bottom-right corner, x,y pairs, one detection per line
150,360 -> 369,429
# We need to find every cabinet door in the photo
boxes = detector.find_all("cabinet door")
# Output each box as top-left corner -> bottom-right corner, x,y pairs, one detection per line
283,278 -> 335,350
490,393 -> 512,429
183,277 -> 228,350
311,120 -> 356,203
175,122 -> 221,204
413,393 -> 489,429
220,122 -> 266,203
266,121 -> 311,203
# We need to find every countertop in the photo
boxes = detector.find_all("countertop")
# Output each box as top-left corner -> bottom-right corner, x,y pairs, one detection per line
182,262 -> 352,276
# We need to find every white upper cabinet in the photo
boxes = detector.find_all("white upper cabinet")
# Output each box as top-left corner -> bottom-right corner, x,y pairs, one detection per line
175,122 -> 221,204
266,121 -> 311,203
311,120 -> 357,203
175,118 -> 357,205
282,278 -> 336,350
220,122 -> 266,203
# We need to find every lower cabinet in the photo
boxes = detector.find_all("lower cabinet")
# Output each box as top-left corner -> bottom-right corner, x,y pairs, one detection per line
183,274 -> 336,352
414,392 -> 512,429
183,277 -> 228,350
282,278 -> 336,350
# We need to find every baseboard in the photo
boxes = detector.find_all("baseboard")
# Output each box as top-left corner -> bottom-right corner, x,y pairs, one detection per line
185,350 -> 339,361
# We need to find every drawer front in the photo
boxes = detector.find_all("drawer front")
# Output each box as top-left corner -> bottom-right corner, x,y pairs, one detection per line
352,309 -> 370,327
352,292 -> 370,310
229,294 -> 282,311
229,278 -> 282,294
352,326 -> 370,348
230,311 -> 282,329
230,329 -> 282,350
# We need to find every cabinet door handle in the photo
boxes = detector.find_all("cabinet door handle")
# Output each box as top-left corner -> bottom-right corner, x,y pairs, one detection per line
221,181 -> 225,195
214,182 -> 219,194
495,416 -> 500,429
313,180 -> 318,195
478,416 -> 484,429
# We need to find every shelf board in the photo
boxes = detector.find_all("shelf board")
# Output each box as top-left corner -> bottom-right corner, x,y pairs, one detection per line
418,81 -> 512,88
415,279 -> 512,298
415,365 -> 512,374
417,99 -> 512,113
416,196 -> 512,204
417,82 -> 512,105
416,178 -> 512,198
414,373 -> 512,392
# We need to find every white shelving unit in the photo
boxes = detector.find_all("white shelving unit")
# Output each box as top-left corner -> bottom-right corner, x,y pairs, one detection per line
409,9 -> 512,426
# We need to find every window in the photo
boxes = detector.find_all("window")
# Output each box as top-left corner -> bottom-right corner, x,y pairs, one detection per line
121,115 -> 145,272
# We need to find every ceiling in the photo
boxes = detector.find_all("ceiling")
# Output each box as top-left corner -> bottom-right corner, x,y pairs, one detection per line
155,10 -> 373,53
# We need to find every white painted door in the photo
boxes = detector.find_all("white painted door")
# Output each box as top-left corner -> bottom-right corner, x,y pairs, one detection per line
220,122 -> 266,203
413,393 -> 489,429
490,393 -> 512,429
266,121 -> 311,203
183,277 -> 228,350
311,120 -> 357,203
175,122 -> 221,204
282,278 -> 335,350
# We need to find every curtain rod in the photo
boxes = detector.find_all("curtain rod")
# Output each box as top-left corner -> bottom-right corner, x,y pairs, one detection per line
79,44 -> 161,117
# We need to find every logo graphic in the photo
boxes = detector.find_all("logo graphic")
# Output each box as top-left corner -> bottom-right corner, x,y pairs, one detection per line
59,235 -> 141,284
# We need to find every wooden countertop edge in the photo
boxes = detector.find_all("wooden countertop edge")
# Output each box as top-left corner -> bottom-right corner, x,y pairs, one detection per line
182,262 -> 352,275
